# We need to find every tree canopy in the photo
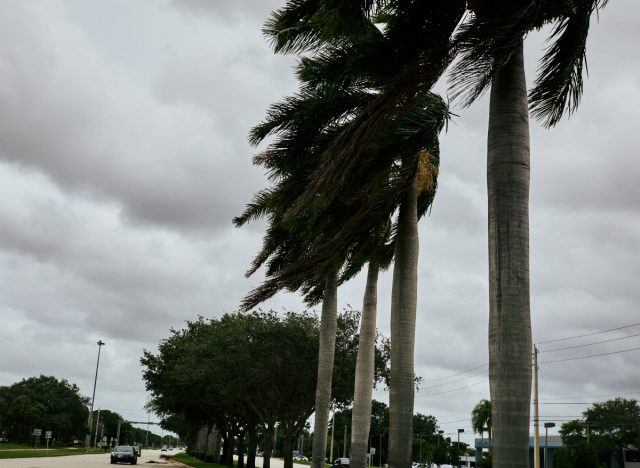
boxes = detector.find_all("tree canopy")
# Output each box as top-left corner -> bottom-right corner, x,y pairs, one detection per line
559,398 -> 640,468
141,309 -> 389,468
0,375 -> 89,444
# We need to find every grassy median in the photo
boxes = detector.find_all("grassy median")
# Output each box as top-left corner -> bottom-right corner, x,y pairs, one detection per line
171,452 -> 231,467
0,447 -> 104,459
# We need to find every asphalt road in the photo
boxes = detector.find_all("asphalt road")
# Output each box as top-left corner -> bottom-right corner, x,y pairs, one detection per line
0,448 -> 178,468
0,450 -> 319,468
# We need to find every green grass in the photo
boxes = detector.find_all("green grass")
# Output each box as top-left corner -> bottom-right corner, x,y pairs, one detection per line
171,452 -> 230,468
0,447 -> 104,459
0,443 -> 30,450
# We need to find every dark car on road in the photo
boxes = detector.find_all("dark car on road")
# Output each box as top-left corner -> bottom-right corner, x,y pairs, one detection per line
111,445 -> 138,465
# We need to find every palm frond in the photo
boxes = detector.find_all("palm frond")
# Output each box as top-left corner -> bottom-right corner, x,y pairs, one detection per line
263,0 -> 381,54
529,0 -> 609,127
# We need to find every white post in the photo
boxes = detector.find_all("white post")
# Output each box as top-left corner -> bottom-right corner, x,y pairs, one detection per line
533,345 -> 540,468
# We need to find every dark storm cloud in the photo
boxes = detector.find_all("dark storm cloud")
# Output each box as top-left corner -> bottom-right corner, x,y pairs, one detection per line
0,1 -> 295,232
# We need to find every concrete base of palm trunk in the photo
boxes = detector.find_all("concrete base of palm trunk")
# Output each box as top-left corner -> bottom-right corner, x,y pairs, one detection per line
311,270 -> 339,468
487,40 -> 533,468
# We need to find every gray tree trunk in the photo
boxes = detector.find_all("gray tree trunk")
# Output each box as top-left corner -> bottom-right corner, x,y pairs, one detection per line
311,269 -> 339,468
487,40 -> 532,468
350,263 -> 379,468
389,168 -> 419,468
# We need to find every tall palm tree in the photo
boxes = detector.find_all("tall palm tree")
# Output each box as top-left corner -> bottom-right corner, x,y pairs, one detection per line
449,3 -> 609,465
236,74 -> 376,468
349,263 -> 379,468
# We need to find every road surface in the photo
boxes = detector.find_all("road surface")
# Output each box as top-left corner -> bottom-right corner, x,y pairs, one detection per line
0,450 -> 318,468
0,448 -> 178,468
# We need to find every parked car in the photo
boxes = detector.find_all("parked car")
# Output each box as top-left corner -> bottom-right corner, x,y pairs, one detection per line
111,446 -> 138,465
293,454 -> 309,461
333,458 -> 349,468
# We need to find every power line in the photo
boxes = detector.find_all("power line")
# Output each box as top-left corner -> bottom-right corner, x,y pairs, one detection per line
538,402 -> 602,405
540,346 -> 640,364
417,379 -> 487,397
438,418 -> 471,424
537,321 -> 640,345
539,332 -> 640,353
539,391 -> 640,402
422,363 -> 488,384
419,367 -> 488,391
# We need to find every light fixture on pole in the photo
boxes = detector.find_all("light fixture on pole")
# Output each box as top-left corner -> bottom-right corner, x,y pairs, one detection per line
544,422 -> 555,468
86,340 -> 105,448
457,429 -> 464,468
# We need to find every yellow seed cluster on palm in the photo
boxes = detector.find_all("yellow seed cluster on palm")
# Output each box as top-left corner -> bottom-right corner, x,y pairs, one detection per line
416,150 -> 438,194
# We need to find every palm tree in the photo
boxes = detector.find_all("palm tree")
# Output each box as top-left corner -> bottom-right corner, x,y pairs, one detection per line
471,399 -> 492,455
449,3 -> 609,465
236,79 -> 373,468
349,263 -> 378,468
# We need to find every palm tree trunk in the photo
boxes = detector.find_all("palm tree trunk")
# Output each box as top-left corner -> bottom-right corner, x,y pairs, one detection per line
311,269 -> 339,468
350,263 -> 380,468
487,40 -> 532,468
389,167 -> 419,468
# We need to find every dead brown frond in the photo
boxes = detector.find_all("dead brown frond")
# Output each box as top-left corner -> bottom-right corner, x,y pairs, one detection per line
416,150 -> 438,195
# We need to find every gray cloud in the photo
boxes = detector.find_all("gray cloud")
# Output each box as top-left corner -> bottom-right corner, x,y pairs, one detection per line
0,0 -> 638,445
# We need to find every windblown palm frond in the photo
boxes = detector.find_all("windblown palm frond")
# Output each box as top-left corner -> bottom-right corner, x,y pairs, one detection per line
239,90 -> 450,310
448,1 -> 541,106
264,0 -> 381,54
286,1 -> 464,216
529,0 -> 610,127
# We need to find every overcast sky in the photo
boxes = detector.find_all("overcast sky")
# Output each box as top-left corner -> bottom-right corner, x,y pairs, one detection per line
0,0 -> 638,445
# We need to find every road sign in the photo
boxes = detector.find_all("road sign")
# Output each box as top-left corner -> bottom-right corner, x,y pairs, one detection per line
45,431 -> 52,439
370,448 -> 376,454
32,429 -> 42,436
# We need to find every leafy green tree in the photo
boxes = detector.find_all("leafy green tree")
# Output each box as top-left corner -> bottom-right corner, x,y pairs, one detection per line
412,413 -> 438,464
560,398 -> 640,468
142,310 -> 388,468
0,375 -> 89,444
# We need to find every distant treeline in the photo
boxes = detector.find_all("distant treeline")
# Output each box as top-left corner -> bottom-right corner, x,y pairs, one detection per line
0,375 -> 169,447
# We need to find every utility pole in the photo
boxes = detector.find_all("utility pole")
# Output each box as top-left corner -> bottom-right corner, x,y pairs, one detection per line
145,412 -> 150,447
533,345 -> 540,468
544,422 -> 555,468
329,413 -> 334,462
93,408 -> 101,448
457,429 -> 464,468
86,340 -> 105,448
343,425 -> 348,458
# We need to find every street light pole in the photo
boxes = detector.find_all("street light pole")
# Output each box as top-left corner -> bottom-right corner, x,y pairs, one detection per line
457,429 -> 464,468
86,340 -> 105,448
544,422 -> 555,468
